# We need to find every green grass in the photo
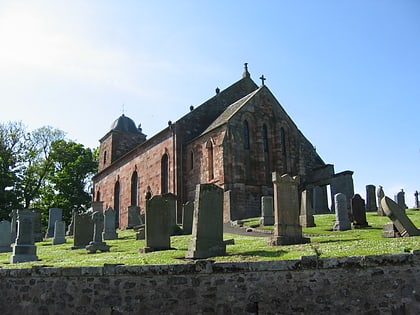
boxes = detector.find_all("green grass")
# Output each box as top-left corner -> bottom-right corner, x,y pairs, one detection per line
1,210 -> 419,268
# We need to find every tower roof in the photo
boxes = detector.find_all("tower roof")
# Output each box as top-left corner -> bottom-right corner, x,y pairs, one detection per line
110,114 -> 142,134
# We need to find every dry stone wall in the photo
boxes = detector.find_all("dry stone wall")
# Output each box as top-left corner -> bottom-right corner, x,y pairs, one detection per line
0,252 -> 419,314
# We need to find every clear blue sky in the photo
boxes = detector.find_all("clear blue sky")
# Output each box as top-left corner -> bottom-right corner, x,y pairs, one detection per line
1,1 -> 419,206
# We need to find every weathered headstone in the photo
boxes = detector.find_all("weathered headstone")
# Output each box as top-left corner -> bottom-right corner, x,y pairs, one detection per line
381,197 -> 420,237
72,212 -> 94,249
0,220 -> 12,252
259,196 -> 274,226
10,209 -> 38,263
299,190 -> 315,228
163,193 -> 179,235
377,186 -> 385,216
66,210 -> 75,236
415,191 -> 419,209
127,205 -> 142,228
31,208 -> 43,242
52,220 -> 66,245
395,190 -> 407,211
351,194 -> 369,228
9,209 -> 17,243
45,208 -> 62,238
333,193 -> 351,231
365,185 -> 378,212
382,222 -> 399,238
185,184 -> 226,259
269,173 -> 310,246
181,201 -> 194,234
140,195 -> 172,253
103,207 -> 118,240
86,211 -> 110,253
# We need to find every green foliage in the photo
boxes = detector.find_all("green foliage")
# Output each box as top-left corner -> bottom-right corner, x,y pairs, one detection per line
1,211 -> 418,268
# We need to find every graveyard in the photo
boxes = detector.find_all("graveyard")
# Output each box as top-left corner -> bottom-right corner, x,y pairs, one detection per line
0,209 -> 418,269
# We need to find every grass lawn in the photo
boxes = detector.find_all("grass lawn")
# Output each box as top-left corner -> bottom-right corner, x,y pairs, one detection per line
1,210 -> 419,268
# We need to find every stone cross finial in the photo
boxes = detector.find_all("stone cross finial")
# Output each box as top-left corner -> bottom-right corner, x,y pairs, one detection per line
260,75 -> 266,86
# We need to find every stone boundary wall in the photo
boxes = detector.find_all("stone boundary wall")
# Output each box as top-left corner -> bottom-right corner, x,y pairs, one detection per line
0,251 -> 419,314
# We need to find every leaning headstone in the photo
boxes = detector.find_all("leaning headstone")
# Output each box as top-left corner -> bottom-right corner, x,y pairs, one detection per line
299,190 -> 315,228
365,185 -> 378,212
72,212 -> 94,249
52,220 -> 66,245
377,186 -> 385,216
31,208 -> 43,242
103,207 -> 118,240
10,209 -> 38,263
0,220 -> 12,252
351,194 -> 369,228
415,191 -> 419,209
395,190 -> 407,211
127,205 -> 142,228
269,173 -> 310,246
86,211 -> 110,253
333,193 -> 351,231
45,208 -> 62,238
185,184 -> 226,259
181,201 -> 194,234
259,196 -> 274,226
9,209 -> 17,243
140,195 -> 172,253
381,197 -> 420,237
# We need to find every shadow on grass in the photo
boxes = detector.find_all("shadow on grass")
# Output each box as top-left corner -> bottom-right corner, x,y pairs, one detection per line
317,239 -> 355,244
231,249 -> 288,258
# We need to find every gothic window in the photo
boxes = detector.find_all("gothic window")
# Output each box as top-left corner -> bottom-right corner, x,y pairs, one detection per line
96,190 -> 101,202
190,150 -> 194,170
280,127 -> 288,172
263,124 -> 269,153
206,140 -> 214,180
161,153 -> 169,194
243,120 -> 250,149
103,151 -> 107,165
114,181 -> 120,228
131,171 -> 138,206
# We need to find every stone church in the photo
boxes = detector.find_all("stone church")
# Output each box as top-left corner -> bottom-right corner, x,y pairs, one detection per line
92,64 -> 354,229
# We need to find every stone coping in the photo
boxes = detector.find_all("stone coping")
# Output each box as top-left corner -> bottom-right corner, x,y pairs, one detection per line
0,250 -> 418,277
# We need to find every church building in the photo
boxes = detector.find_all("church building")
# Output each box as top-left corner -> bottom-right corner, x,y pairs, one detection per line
92,64 -> 354,229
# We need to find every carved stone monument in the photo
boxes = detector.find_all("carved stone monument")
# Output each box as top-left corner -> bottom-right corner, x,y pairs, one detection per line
52,220 -> 66,245
45,208 -> 62,238
395,190 -> 407,211
377,186 -> 385,216
86,211 -> 110,253
31,208 -> 43,242
333,193 -> 351,231
127,205 -> 142,228
260,196 -> 274,226
299,190 -> 315,228
351,194 -> 369,228
10,209 -> 38,263
0,220 -> 12,252
181,201 -> 194,234
103,207 -> 118,240
365,185 -> 378,212
72,212 -> 94,249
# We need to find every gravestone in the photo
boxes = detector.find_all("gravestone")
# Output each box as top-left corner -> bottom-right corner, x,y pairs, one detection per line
269,173 -> 310,246
259,196 -> 274,226
181,201 -> 194,234
382,222 -> 399,238
10,209 -> 38,263
103,207 -> 118,240
127,205 -> 142,228
52,220 -> 66,245
31,208 -> 43,242
9,209 -> 17,243
381,197 -> 420,237
72,212 -> 94,249
365,185 -> 378,212
0,220 -> 12,252
91,201 -> 104,213
86,211 -> 110,253
415,191 -> 419,209
351,194 -> 369,228
395,190 -> 407,210
377,186 -> 385,216
299,190 -> 315,228
163,193 -> 179,235
66,210 -> 75,236
333,193 -> 351,231
45,208 -> 62,238
185,183 -> 226,259
140,195 -> 172,253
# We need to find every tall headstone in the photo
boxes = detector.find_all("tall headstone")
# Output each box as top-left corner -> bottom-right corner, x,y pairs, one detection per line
377,186 -> 385,216
10,209 -> 38,263
259,196 -> 274,226
140,195 -> 172,253
415,191 -> 419,209
103,207 -> 118,240
365,185 -> 378,212
52,220 -> 66,245
269,173 -> 310,246
86,211 -> 110,253
0,220 -> 12,252
163,193 -> 179,234
395,190 -> 407,210
72,212 -> 94,249
181,201 -> 194,234
299,190 -> 315,228
45,208 -> 62,238
9,209 -> 17,243
351,194 -> 369,228
127,205 -> 141,228
381,197 -> 420,237
185,184 -> 226,259
333,193 -> 351,231
31,208 -> 43,242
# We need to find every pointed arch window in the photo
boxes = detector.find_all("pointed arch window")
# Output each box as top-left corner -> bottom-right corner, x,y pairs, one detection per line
243,120 -> 250,149
161,153 -> 169,194
103,151 -> 107,165
131,171 -> 138,206
190,150 -> 194,170
206,140 -> 214,180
